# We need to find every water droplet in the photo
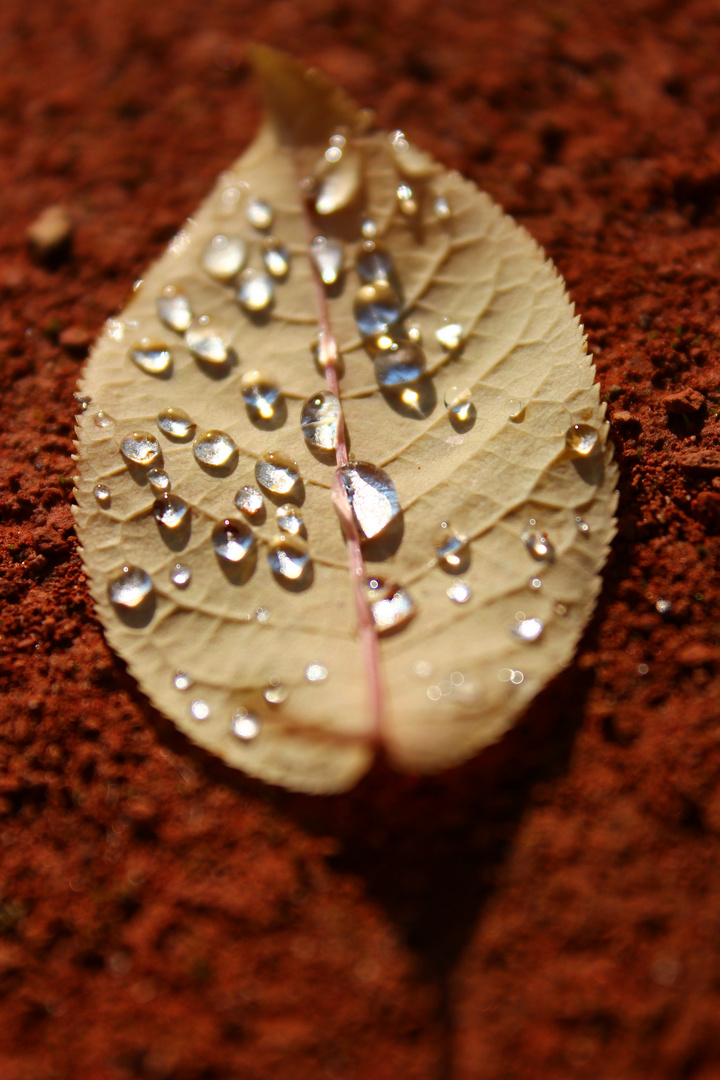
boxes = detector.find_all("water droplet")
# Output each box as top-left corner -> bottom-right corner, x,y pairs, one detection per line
153,492 -> 189,531
436,527 -> 469,572
361,215 -> 377,238
508,400 -> 526,422
446,579 -> 472,604
246,198 -> 273,230
450,671 -> 464,686
325,146 -> 343,164
434,195 -> 451,219
264,679 -> 288,705
413,660 -> 433,677
190,699 -> 210,721
105,318 -> 125,342
301,392 -> 339,451
255,607 -> 270,623
374,342 -> 426,389
240,370 -> 281,421
129,338 -> 172,376
173,670 -> 192,691
237,267 -> 274,312
108,565 -> 153,610
435,321 -> 463,350
221,185 -> 241,207
427,685 -> 442,702
268,534 -> 311,582
356,241 -> 393,283
93,410 -> 114,429
185,315 -> 232,364
120,432 -> 162,469
529,576 -> 543,590
498,668 -> 524,685
90,483 -> 111,511
212,518 -> 255,565
368,579 -> 415,634
574,515 -> 590,534
390,130 -> 409,154
310,236 -> 344,285
234,485 -> 264,519
276,504 -> 306,537
566,423 -> 599,456
656,598 -> 672,614
201,234 -> 246,281
74,392 -> 91,412
512,617 -> 544,642
255,452 -> 301,497
353,281 -> 402,339
156,285 -> 193,333
231,708 -> 261,741
336,462 -> 401,540
169,229 -> 191,256
147,468 -> 171,495
305,663 -> 328,682
193,430 -> 237,469
156,407 -> 195,441
315,148 -> 361,214
406,323 -> 422,344
262,237 -> 290,278
397,183 -> 418,215
522,530 -> 555,562
554,602 -> 569,617
170,563 -> 191,588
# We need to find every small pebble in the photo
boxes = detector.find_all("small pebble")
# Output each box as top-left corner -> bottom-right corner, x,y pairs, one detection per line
26,205 -> 74,264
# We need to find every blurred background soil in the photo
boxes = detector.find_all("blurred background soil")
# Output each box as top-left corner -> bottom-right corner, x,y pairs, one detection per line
2,1 -> 720,1077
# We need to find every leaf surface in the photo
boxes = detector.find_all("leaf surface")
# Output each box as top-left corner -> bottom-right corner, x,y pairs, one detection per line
73,49 -> 617,793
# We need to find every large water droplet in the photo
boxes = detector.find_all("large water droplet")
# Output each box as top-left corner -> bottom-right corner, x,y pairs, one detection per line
129,338 -> 172,376
305,662 -> 328,682
237,268 -> 274,312
356,241 -> 393,283
315,148 -> 361,214
154,492 -> 189,531
190,699 -> 210,722
446,579 -> 472,604
337,462 -> 401,540
276,504 -> 306,537
108,565 -> 153,610
147,468 -> 171,495
201,234 -> 247,280
436,526 -> 469,572
240,370 -> 281,421
435,321 -> 464,350
566,423 -> 599,456
120,432 -> 162,469
93,410 -> 114,429
93,483 -> 111,507
156,285 -> 193,333
522,530 -> 555,562
156,407 -> 196,441
367,578 -> 415,634
173,670 -> 192,690
234,485 -> 264,519
374,342 -> 426,389
246,198 -> 273,230
310,236 -> 344,285
170,563 -> 191,588
212,518 -> 255,565
262,237 -> 290,278
255,452 -> 301,497
193,430 -> 237,469
353,281 -> 402,339
444,386 -> 475,424
185,316 -> 232,364
300,392 -> 339,451
231,708 -> 261,741
268,534 -> 311,582
512,616 -> 544,642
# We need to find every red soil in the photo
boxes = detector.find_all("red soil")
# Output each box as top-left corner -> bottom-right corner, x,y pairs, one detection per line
2,2 -> 720,1078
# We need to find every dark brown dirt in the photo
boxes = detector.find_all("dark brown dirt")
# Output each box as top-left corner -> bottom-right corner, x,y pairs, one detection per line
2,2 -> 720,1078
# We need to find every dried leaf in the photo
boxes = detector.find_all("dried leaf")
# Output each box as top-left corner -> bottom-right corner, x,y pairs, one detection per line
73,49 -> 617,794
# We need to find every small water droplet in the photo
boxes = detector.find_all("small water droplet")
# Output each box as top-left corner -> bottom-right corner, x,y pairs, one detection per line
156,285 -> 193,333
262,237 -> 290,278
413,660 -> 433,677
427,685 -> 442,701
508,400 -> 526,422
231,708 -> 261,741
201,234 -> 247,280
450,671 -> 464,686
154,492 -> 189,531
301,392 -> 339,451
93,483 -> 111,507
406,323 -> 422,344
443,385 -> 475,425
529,576 -> 543,590
240,370 -> 281,421
212,518 -> 255,564
436,527 -> 469,572
336,462 -> 401,540
512,616 -> 544,642
185,315 -> 232,364
434,195 -> 451,219
268,534 -> 311,582
374,342 -> 426,389
574,515 -> 591,534
234,485 -> 264,518
397,183 -> 418,215
246,198 -> 273,230
108,565 -> 153,610
522,530 -> 555,562
255,452 -> 301,497
173,670 -> 192,691
255,607 -> 270,623
156,407 -> 196,441
169,229 -> 191,256
106,318 -> 125,342
93,410 -> 114,429
129,338 -> 172,376
193,430 -> 237,469
147,468 -> 171,495
356,241 -> 393,283
305,663 -> 328,682
435,322 -> 463,350
360,215 -> 377,238
656,598 -> 672,614
446,579 -> 472,604
237,267 -> 274,312
353,281 -> 402,339
325,146 -> 343,164
275,504 -> 306,537
170,563 -> 191,588
190,699 -> 210,721
566,423 -> 599,456
120,432 -> 162,469
310,236 -> 344,285
74,392 -> 91,412
264,679 -> 288,705
368,579 -> 415,634
221,185 -> 241,207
